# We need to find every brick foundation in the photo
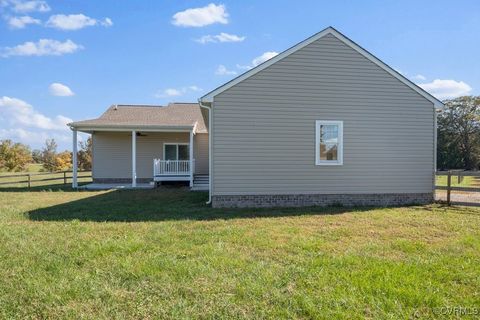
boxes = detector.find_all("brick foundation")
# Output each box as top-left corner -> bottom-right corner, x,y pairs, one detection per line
212,193 -> 433,208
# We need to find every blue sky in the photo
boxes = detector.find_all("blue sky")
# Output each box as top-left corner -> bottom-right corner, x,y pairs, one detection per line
1,0 -> 479,150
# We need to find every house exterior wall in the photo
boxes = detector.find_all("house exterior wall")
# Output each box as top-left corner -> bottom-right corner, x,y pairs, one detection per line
211,33 -> 435,206
194,133 -> 209,174
92,131 -> 209,181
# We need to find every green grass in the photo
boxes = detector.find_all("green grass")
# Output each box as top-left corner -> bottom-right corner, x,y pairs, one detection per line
0,166 -> 91,188
0,163 -> 44,174
25,163 -> 44,172
436,175 -> 477,187
0,186 -> 479,319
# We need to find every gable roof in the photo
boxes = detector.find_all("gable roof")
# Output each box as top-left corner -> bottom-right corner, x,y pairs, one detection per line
69,103 -> 208,133
200,26 -> 443,108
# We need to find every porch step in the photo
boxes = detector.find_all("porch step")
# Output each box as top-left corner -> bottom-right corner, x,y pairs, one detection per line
191,175 -> 209,191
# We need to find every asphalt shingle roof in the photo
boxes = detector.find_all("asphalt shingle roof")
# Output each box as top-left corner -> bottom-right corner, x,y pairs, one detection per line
69,103 -> 207,133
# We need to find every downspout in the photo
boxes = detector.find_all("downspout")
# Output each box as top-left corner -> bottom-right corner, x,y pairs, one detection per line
198,99 -> 212,205
434,106 -> 441,193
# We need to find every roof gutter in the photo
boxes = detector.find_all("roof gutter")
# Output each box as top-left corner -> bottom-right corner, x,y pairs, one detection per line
198,99 -> 212,205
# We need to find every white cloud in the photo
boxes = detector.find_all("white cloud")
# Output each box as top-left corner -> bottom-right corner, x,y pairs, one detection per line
101,17 -> 113,27
236,63 -> 250,71
7,15 -> 41,28
162,88 -> 182,97
49,83 -> 74,96
412,74 -> 426,81
0,128 -> 70,146
196,32 -> 245,44
418,79 -> 472,100
0,39 -> 83,57
0,96 -> 72,130
187,85 -> 202,92
235,51 -> 279,71
218,51 -> 279,77
46,14 -> 113,30
154,86 -> 203,98
252,51 -> 278,67
215,64 -> 237,76
172,3 -> 228,27
2,0 -> 50,13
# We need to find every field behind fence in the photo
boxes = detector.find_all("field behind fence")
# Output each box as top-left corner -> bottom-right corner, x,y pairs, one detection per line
436,171 -> 480,206
0,170 -> 92,189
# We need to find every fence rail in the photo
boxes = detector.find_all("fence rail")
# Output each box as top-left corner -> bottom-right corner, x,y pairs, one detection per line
436,170 -> 480,206
0,170 -> 92,188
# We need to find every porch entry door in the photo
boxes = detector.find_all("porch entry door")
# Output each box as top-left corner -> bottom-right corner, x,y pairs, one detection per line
164,144 -> 189,173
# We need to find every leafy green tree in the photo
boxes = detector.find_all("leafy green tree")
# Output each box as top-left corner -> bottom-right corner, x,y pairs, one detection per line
0,140 -> 32,172
437,96 -> 480,170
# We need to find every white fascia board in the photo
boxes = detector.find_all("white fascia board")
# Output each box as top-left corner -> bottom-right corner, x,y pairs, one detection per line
69,124 -> 194,133
200,27 -> 443,108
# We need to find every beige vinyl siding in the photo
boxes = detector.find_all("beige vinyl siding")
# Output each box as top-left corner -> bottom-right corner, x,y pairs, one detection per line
212,33 -> 435,195
92,132 -> 132,179
194,133 -> 209,174
92,131 -> 208,179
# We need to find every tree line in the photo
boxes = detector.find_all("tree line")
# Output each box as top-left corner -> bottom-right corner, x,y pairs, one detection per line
0,137 -> 92,172
437,96 -> 480,170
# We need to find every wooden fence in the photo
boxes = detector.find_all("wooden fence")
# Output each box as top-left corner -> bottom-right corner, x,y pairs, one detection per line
0,170 -> 92,188
436,171 -> 480,206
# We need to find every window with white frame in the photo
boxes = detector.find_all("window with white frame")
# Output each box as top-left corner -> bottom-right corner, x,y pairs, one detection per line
315,120 -> 343,165
164,143 -> 189,161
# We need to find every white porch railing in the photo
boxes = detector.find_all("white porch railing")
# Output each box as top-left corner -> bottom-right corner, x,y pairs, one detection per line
153,159 -> 194,176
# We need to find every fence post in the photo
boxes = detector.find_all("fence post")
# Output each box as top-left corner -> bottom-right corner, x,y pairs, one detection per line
27,174 -> 31,188
446,170 -> 451,205
64,171 -> 67,184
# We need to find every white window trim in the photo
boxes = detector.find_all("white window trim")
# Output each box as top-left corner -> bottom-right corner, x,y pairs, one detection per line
163,143 -> 189,161
315,120 -> 343,166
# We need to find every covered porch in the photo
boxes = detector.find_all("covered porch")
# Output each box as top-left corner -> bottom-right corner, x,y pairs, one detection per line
68,103 -> 209,191
71,128 -> 201,188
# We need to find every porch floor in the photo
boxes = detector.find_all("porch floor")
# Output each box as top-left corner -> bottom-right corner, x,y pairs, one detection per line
154,174 -> 190,182
80,183 -> 155,190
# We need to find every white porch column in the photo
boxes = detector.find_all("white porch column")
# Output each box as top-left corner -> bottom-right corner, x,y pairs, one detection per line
132,130 -> 137,187
189,129 -> 194,187
188,129 -> 193,187
72,129 -> 78,188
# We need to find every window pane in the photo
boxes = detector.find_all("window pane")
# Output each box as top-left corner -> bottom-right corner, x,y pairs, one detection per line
165,145 -> 177,160
319,143 -> 338,161
319,124 -> 338,161
320,124 -> 338,144
178,145 -> 189,160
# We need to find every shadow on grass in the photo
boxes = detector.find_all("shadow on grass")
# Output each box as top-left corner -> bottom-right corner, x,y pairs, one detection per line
25,188 -> 375,222
0,182 -> 91,192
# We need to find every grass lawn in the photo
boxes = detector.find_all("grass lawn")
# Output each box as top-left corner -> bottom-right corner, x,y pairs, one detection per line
436,174 -> 477,187
0,186 -> 479,319
0,163 -> 44,174
0,164 -> 91,188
